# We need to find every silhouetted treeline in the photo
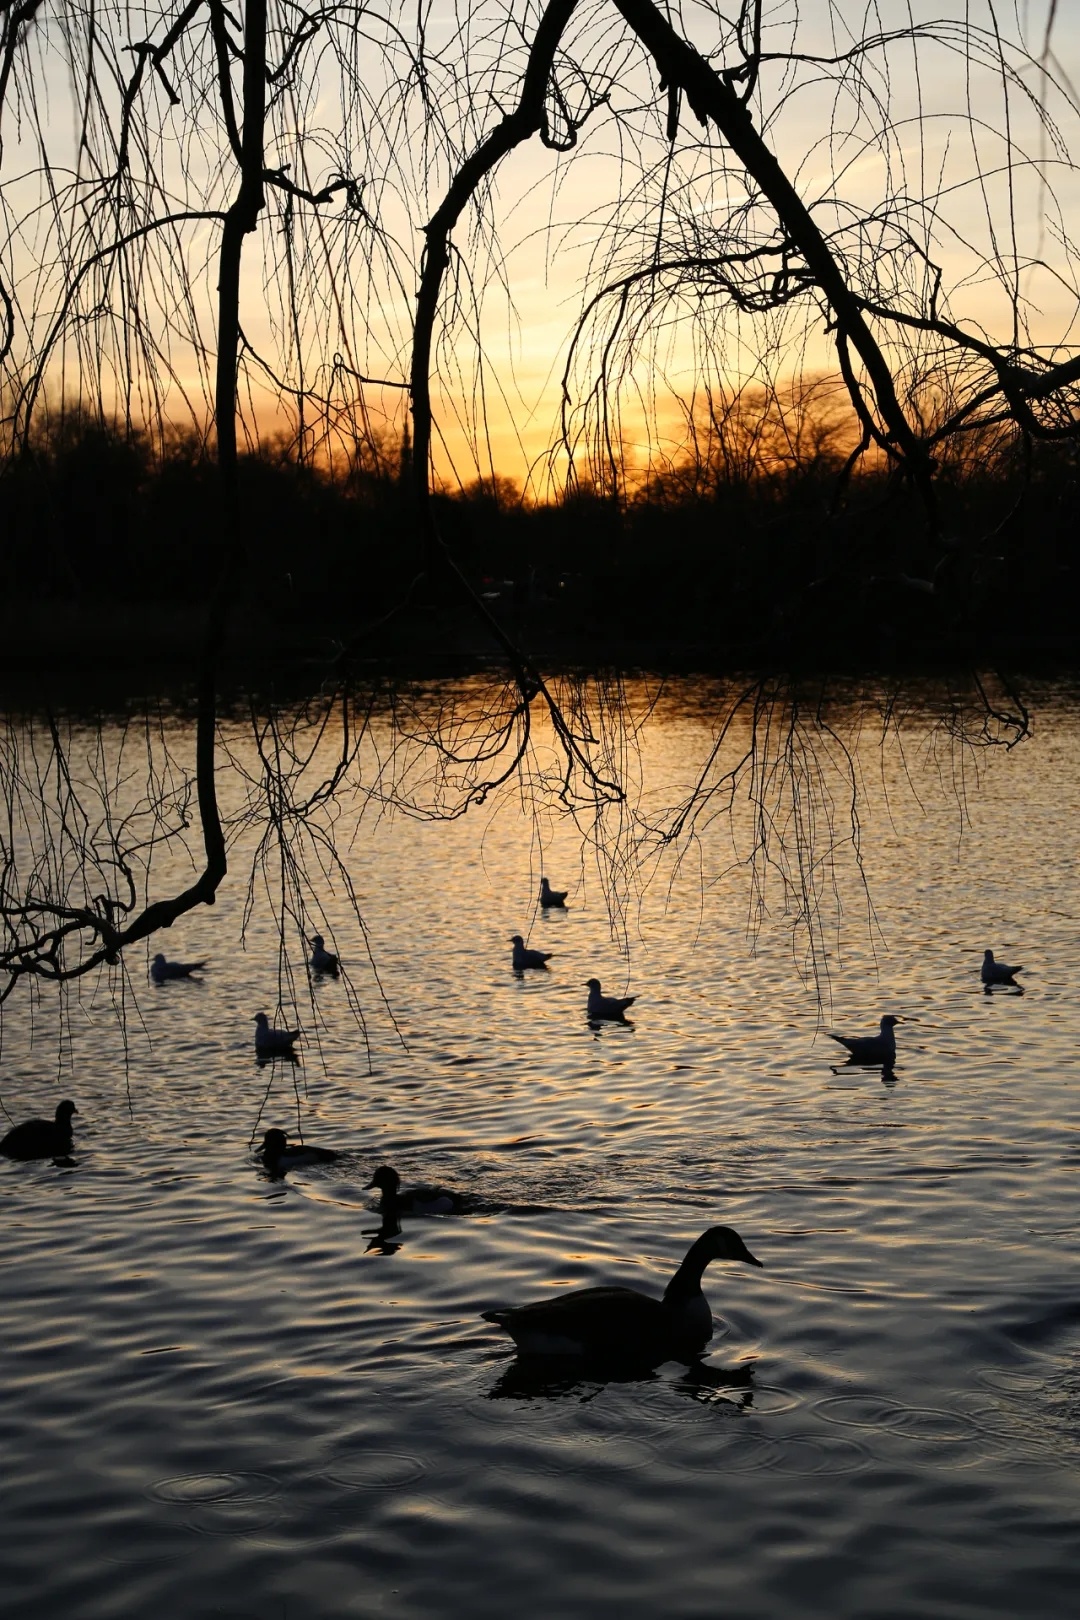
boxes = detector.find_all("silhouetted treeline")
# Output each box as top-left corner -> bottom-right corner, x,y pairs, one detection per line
2,400 -> 1078,669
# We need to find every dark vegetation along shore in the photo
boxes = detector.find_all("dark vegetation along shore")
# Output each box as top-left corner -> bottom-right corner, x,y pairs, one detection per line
3,405 -> 1078,679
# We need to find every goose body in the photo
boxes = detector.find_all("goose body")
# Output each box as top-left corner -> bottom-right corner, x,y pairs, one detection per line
254,1012 -> 301,1057
482,1225 -> 762,1361
259,1128 -> 338,1174
586,977 -> 636,1021
539,878 -> 567,909
982,949 -> 1022,986
151,953 -> 206,983
1,1099 -> 78,1161
828,1014 -> 900,1065
367,1164 -> 463,1219
310,935 -> 340,974
511,935 -> 552,971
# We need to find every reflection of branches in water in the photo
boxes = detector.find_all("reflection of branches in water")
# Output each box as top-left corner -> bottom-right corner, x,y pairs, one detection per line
627,670 -> 1030,1004
0,663 -> 1034,1055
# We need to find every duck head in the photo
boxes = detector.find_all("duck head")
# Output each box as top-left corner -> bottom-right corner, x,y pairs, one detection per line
367,1166 -> 401,1195
56,1100 -> 78,1124
261,1128 -> 288,1159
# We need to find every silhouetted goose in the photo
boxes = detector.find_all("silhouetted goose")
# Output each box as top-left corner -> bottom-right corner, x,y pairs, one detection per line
982,949 -> 1022,986
586,977 -> 635,1021
828,1014 -> 900,1065
367,1164 -> 463,1218
259,1128 -> 338,1173
254,1012 -> 301,1057
1,1099 -> 78,1161
511,935 -> 552,971
539,877 -> 568,908
482,1225 -> 763,1361
151,953 -> 206,983
309,935 -> 340,974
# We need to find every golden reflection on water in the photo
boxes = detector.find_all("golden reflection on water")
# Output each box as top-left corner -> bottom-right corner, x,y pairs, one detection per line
1,675 -> 1080,1617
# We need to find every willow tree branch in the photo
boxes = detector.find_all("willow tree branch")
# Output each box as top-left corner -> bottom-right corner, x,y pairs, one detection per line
610,0 -> 938,524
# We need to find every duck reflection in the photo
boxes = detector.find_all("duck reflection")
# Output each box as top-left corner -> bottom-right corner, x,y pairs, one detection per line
485,1355 -> 755,1407
363,1217 -> 403,1254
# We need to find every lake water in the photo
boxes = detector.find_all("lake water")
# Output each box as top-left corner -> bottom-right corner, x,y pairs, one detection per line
2,673 -> 1079,1619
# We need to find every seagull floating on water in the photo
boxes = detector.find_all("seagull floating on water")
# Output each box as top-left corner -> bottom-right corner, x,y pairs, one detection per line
586,977 -> 636,1021
981,949 -> 1023,987
511,935 -> 552,971
828,1014 -> 900,1066
539,877 -> 568,909
151,953 -> 206,983
309,934 -> 340,974
1,1099 -> 79,1161
259,1128 -> 338,1175
481,1224 -> 763,1361
367,1165 -> 463,1219
254,1012 -> 301,1057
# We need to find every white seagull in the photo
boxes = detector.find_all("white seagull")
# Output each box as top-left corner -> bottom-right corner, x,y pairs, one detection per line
511,935 -> 553,971
981,949 -> 1022,986
586,977 -> 636,1021
828,1015 -> 900,1066
151,953 -> 206,983
539,877 -> 568,909
254,1012 -> 301,1057
309,934 -> 340,974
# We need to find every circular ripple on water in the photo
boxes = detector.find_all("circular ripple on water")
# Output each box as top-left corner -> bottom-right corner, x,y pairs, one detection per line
663,1427 -> 782,1473
150,1472 -> 280,1505
324,1450 -> 427,1490
767,1433 -> 870,1476
817,1395 -> 981,1442
186,1500 -> 283,1537
522,1433 -> 657,1475
975,1366 -> 1046,1394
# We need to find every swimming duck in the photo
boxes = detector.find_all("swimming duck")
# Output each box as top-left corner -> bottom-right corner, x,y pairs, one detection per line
511,935 -> 553,971
539,877 -> 568,908
259,1128 -> 338,1173
151,953 -> 206,983
982,949 -> 1022,986
586,977 -> 636,1021
1,1099 -> 79,1160
828,1014 -> 900,1065
309,935 -> 340,974
254,1012 -> 301,1057
367,1165 -> 463,1218
482,1225 -> 763,1361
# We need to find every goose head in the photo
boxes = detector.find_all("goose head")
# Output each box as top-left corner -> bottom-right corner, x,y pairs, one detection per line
696,1224 -> 763,1269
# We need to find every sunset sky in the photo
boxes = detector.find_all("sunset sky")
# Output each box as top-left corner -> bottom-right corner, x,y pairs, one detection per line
4,2 -> 1079,491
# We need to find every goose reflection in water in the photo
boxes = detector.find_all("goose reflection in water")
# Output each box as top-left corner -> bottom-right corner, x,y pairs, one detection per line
486,1355 -> 756,1408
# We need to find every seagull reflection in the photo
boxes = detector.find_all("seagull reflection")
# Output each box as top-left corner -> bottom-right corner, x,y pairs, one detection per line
983,982 -> 1024,996
485,1355 -> 755,1407
830,1058 -> 899,1084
